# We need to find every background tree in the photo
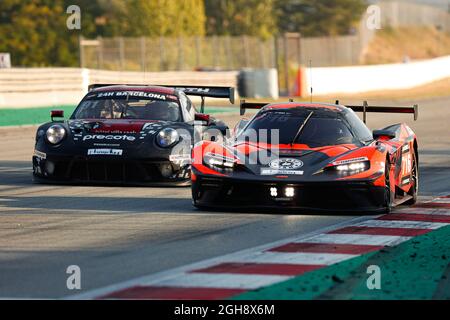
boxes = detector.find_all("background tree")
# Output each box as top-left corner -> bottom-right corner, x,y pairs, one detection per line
205,0 -> 277,38
101,0 -> 206,37
66,0 -> 111,37
0,0 -> 206,67
0,0 -> 368,67
275,0 -> 367,36
0,0 -> 80,66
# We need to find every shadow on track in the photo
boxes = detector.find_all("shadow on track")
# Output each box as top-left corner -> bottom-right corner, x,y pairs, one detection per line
0,194 -> 366,216
0,161 -> 360,216
0,161 -> 32,186
0,195 -> 194,214
3,160 -> 448,215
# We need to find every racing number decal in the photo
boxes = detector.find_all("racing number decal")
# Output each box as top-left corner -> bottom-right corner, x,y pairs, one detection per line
401,153 -> 412,176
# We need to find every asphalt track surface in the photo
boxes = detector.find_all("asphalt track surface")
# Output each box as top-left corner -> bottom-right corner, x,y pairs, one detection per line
0,97 -> 449,298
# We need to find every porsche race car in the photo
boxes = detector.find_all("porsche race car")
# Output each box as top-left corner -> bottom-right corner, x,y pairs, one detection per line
33,84 -> 234,186
191,101 -> 419,212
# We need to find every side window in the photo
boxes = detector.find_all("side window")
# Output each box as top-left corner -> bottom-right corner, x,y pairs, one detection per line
345,110 -> 373,142
179,92 -> 196,122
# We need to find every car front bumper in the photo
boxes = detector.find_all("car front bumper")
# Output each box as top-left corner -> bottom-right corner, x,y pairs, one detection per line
191,174 -> 387,212
33,154 -> 190,186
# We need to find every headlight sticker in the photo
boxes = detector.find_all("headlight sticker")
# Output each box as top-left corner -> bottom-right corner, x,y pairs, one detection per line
332,157 -> 369,166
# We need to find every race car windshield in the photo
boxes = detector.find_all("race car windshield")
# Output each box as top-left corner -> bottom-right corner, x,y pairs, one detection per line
72,92 -> 181,122
238,110 -> 359,147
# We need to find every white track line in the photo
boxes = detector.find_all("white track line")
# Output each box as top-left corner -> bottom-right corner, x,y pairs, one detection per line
68,214 -> 373,299
394,208 -> 450,215
351,219 -> 448,230
144,273 -> 291,290
430,198 -> 450,203
296,234 -> 411,246
0,168 -> 32,173
68,197 -> 450,300
225,251 -> 356,266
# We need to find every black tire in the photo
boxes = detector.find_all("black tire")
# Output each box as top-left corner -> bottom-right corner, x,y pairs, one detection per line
383,160 -> 394,213
404,152 -> 418,205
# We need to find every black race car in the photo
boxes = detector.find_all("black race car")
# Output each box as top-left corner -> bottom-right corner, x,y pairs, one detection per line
32,84 -> 234,186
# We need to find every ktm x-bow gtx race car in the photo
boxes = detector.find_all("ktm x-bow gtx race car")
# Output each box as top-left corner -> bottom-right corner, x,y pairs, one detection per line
33,84 -> 234,186
191,101 -> 419,212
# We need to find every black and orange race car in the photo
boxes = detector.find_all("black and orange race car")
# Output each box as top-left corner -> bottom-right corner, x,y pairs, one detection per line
32,84 -> 234,186
191,101 -> 419,212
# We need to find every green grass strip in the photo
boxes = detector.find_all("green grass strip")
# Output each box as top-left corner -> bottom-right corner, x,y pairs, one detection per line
0,105 -> 77,127
232,225 -> 450,300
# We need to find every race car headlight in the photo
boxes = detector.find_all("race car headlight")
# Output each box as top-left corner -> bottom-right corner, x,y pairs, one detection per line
204,153 -> 236,170
46,125 -> 66,145
336,162 -> 367,171
156,128 -> 179,148
327,157 -> 370,174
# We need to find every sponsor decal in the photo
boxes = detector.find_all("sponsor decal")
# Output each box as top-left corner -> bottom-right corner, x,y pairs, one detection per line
142,122 -> 165,131
33,150 -> 47,160
180,87 -> 211,94
93,130 -> 137,134
169,154 -> 191,161
261,169 -> 304,176
83,135 -> 136,142
401,153 -> 412,176
96,91 -> 167,100
87,149 -> 123,156
93,143 -> 121,147
169,154 -> 192,164
278,150 -> 304,156
269,158 -> 303,170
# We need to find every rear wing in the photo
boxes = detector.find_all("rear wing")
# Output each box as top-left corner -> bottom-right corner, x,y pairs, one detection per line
240,100 -> 419,123
172,86 -> 235,102
345,101 -> 419,123
172,86 -> 235,113
88,84 -> 235,113
240,100 -> 269,116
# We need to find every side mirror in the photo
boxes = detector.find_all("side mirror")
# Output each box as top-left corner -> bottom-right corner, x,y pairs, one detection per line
51,110 -> 64,121
195,113 -> 211,125
373,129 -> 396,140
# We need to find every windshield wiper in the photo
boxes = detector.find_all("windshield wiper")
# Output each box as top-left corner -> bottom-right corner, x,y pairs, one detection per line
291,111 -> 314,146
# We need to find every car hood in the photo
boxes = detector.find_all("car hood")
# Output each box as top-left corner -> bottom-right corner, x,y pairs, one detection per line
67,119 -> 176,147
232,142 -> 361,176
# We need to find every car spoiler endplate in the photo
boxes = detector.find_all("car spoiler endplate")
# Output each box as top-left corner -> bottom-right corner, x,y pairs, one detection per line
240,100 -> 270,116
